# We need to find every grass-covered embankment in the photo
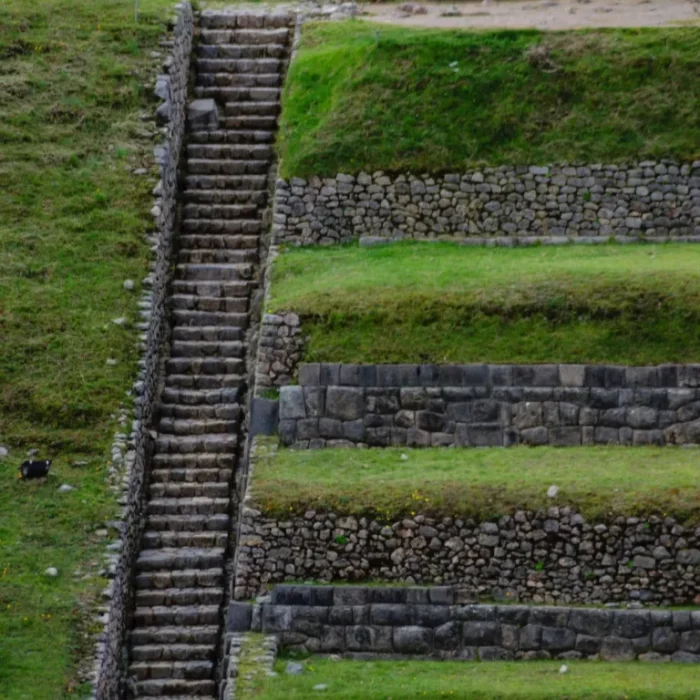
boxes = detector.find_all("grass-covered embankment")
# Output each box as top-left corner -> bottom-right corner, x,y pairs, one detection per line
0,0 -> 174,696
251,439 -> 700,523
250,658 -> 700,700
268,242 -> 700,365
279,21 -> 700,177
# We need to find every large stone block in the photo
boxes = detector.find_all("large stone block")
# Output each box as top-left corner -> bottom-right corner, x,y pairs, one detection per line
393,626 -> 434,654
326,387 -> 365,421
279,386 -> 306,419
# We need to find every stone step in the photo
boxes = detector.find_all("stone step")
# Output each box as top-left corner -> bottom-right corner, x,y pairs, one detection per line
183,186 -> 266,204
172,305 -> 250,325
165,357 -> 245,375
136,547 -> 226,572
130,659 -> 215,682
194,86 -> 281,103
171,294 -> 249,313
131,644 -> 217,662
220,115 -> 279,130
183,201 -> 261,219
184,174 -> 268,191
198,43 -> 287,60
159,388 -> 241,409
146,498 -> 230,516
134,567 -> 223,591
199,29 -> 290,47
187,143 -> 274,160
130,625 -> 220,646
142,530 -> 228,550
199,11 -> 295,29
145,514 -> 230,533
177,251 -> 258,267
177,234 -> 260,251
187,158 -> 269,175
181,218 -> 263,235
197,56 -> 284,74
149,481 -> 230,499
196,72 -> 281,88
164,374 -> 244,391
224,101 -> 280,117
133,678 -> 217,697
157,403 -> 241,421
158,418 -> 240,436
170,340 -> 245,359
133,605 -> 221,627
135,585 -> 225,607
172,280 -> 255,297
155,434 -> 238,454
176,261 -> 256,280
151,468 -> 233,483
135,695 -> 215,700
171,326 -> 245,342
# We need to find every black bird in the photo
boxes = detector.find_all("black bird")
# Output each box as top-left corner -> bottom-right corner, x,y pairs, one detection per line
19,460 -> 52,480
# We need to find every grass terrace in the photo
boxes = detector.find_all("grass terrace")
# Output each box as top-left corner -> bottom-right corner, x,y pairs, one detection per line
251,439 -> 700,523
247,658 -> 700,699
279,21 -> 700,177
0,0 -> 174,696
268,242 -> 700,366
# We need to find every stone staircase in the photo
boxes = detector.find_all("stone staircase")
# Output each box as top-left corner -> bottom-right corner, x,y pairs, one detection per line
127,11 -> 294,700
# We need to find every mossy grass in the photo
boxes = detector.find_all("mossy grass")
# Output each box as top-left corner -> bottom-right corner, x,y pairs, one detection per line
250,438 -> 700,523
0,0 -> 176,696
267,242 -> 700,365
253,658 -> 700,699
279,21 -> 700,177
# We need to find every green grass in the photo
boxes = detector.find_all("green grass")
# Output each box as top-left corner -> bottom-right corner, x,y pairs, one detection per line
250,658 -> 700,699
279,21 -> 700,177
251,439 -> 700,522
0,0 -> 176,697
267,242 -> 700,365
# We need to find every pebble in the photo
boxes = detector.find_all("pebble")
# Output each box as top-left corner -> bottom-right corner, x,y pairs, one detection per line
313,685 -> 328,692
400,453 -> 408,461
27,448 -> 39,457
559,664 -> 568,674
0,445 -> 8,459
58,484 -> 75,493
72,460 -> 89,467
133,168 -> 147,175
285,661 -> 304,676
123,279 -> 135,291
547,485 -> 559,498
106,359 -> 118,366
45,567 -> 58,577
112,317 -> 126,326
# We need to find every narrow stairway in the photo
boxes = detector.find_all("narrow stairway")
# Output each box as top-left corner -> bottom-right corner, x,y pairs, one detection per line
127,11 -> 294,699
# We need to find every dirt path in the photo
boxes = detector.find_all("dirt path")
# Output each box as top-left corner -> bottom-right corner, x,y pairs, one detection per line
362,0 -> 699,31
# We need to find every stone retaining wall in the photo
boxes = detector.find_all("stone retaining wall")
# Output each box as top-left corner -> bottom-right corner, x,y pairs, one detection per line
272,163 -> 700,245
244,585 -> 700,663
278,363 -> 700,448
233,503 -> 700,607
255,311 -> 305,393
94,4 -> 194,698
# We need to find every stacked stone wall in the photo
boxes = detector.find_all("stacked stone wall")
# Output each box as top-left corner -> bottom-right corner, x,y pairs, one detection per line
94,4 -> 194,698
249,585 -> 700,663
272,163 -> 700,245
278,363 -> 700,448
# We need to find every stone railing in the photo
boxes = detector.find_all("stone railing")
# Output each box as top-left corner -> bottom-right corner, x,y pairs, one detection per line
93,4 -> 194,698
230,585 -> 700,663
277,363 -> 700,448
271,163 -> 700,245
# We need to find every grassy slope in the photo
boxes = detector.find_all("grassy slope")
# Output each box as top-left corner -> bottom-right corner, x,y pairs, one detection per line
251,439 -> 700,522
279,21 -> 700,177
0,1 -> 173,697
268,242 -> 700,365
253,659 -> 700,700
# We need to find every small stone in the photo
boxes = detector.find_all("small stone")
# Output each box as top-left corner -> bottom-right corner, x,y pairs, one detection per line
547,485 -> 559,498
27,448 -> 39,457
133,168 -> 147,175
72,461 -> 88,467
112,317 -> 126,326
313,685 -> 328,692
106,359 -> 118,366
58,484 -> 75,493
45,567 -> 58,577
285,662 -> 304,676
400,453 -> 408,461
123,279 -> 135,291
0,445 -> 8,459
559,664 -> 568,674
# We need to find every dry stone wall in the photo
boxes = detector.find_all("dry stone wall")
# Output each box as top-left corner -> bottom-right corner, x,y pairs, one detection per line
234,503 -> 700,608
278,363 -> 700,448
248,585 -> 700,663
272,163 -> 700,245
93,4 -> 193,698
